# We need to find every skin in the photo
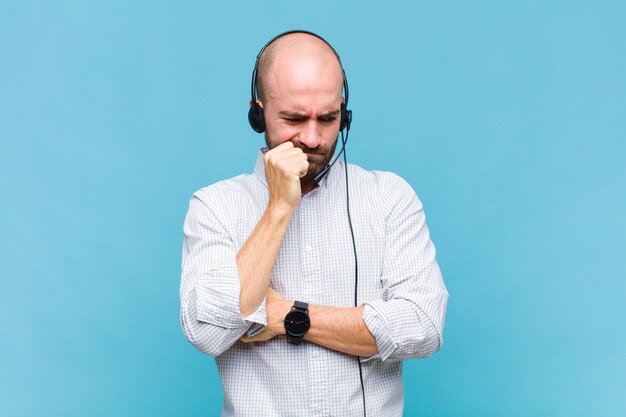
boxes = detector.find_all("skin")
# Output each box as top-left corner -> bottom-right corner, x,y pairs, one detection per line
236,33 -> 377,357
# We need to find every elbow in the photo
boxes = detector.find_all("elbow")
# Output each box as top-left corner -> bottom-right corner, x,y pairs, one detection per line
406,291 -> 448,359
390,331 -> 442,361
412,331 -> 444,359
180,319 -> 229,357
180,300 -> 240,357
395,314 -> 445,360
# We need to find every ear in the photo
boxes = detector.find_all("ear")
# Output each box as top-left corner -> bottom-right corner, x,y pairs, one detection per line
250,99 -> 264,109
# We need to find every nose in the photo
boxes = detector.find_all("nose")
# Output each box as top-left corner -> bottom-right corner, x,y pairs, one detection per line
297,120 -> 321,149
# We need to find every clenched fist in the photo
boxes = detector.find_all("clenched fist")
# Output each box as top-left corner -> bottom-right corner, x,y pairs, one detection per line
263,141 -> 309,215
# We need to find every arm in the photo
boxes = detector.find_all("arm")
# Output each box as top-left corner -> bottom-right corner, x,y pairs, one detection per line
237,141 -> 309,317
180,143 -> 308,356
241,293 -> 378,358
360,173 -> 449,362
304,304 -> 377,357
241,173 -> 448,362
237,207 -> 292,317
180,192 -> 269,357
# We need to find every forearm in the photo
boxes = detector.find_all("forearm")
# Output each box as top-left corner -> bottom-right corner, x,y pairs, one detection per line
237,205 -> 292,317
304,304 -> 378,358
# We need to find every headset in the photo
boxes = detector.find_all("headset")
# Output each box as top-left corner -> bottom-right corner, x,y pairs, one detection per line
248,30 -> 352,134
248,30 -> 366,417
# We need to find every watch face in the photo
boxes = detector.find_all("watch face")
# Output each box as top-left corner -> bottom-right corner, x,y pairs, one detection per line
284,310 -> 310,336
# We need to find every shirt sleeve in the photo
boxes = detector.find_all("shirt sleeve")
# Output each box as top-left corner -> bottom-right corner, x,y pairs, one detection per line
179,190 -> 267,357
360,173 -> 449,362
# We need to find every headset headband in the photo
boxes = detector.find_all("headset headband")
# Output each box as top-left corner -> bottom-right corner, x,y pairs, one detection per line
250,30 -> 349,106
248,30 -> 351,133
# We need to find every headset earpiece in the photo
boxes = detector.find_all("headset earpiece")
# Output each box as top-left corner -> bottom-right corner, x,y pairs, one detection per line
248,102 -> 265,133
340,102 -> 352,132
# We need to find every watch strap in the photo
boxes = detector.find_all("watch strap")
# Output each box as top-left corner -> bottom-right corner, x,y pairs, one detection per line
292,300 -> 309,311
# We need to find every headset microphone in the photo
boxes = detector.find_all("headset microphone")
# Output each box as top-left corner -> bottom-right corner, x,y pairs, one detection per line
313,127 -> 350,184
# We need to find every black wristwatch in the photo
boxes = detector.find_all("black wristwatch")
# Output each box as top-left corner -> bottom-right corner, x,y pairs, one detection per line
284,301 -> 311,345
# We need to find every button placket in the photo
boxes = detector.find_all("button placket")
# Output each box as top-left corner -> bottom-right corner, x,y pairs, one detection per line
300,194 -> 327,416
299,201 -> 317,300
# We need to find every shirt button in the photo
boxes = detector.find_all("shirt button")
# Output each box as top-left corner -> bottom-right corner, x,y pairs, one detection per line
305,245 -> 312,252
313,351 -> 320,358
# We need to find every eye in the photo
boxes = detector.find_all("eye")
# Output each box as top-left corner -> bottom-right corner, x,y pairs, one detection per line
284,117 -> 305,124
319,116 -> 338,123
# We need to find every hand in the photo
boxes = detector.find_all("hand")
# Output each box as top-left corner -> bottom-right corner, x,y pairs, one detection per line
240,287 -> 291,343
264,141 -> 309,215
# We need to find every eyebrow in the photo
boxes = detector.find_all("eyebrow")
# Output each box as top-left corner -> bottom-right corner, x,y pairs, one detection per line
278,109 -> 341,119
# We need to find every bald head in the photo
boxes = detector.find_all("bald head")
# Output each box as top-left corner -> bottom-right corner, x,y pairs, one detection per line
256,33 -> 344,103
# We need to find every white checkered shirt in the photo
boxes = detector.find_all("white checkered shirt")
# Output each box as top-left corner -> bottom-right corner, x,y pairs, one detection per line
180,150 -> 449,417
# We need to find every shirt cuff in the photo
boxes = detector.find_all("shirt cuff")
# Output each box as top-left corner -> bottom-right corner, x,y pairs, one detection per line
244,297 -> 268,337
360,300 -> 398,362
194,262 -> 268,332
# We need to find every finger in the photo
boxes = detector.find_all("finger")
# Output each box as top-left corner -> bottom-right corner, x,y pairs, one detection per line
274,141 -> 294,150
281,151 -> 308,169
277,149 -> 307,167
269,152 -> 308,178
295,158 -> 309,178
264,141 -> 294,159
265,149 -> 303,173
269,146 -> 305,164
299,162 -> 309,178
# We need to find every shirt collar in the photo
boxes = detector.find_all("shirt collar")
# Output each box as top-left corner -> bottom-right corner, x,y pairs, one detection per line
253,148 -> 341,191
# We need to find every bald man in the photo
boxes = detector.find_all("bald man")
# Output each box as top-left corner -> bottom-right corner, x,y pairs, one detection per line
180,31 -> 448,417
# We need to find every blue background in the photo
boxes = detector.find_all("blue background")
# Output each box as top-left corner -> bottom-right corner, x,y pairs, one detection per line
1,1 -> 625,416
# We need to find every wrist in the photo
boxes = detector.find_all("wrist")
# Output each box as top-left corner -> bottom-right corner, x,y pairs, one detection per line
269,299 -> 292,336
266,201 -> 295,222
278,300 -> 292,335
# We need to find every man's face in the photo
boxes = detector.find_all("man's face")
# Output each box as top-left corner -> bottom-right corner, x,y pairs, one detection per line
261,54 -> 344,181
